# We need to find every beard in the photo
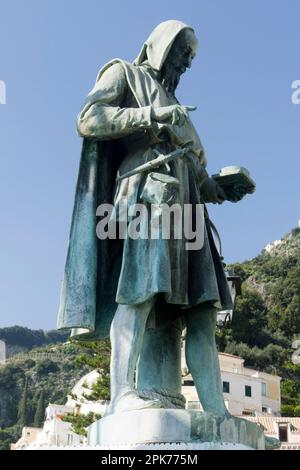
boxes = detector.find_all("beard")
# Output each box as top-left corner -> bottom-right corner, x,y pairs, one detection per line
160,61 -> 182,96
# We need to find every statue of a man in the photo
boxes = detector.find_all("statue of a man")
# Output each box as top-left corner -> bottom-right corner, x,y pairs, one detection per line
57,20 -> 237,416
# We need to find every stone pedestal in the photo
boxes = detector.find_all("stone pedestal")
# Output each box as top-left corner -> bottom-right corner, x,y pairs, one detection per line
87,409 -> 265,450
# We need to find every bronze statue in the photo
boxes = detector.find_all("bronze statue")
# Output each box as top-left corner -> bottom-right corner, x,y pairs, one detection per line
58,20 -> 251,417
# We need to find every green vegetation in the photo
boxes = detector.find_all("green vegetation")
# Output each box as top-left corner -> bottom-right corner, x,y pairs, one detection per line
33,390 -> 45,428
62,412 -> 101,437
1,227 -> 300,449
61,340 -> 111,436
73,340 -> 110,402
0,425 -> 22,451
17,378 -> 30,427
0,326 -> 69,357
217,228 -> 300,415
0,341 -> 90,450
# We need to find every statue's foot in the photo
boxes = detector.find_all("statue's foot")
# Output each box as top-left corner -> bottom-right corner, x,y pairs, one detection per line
105,391 -> 162,415
265,436 -> 281,450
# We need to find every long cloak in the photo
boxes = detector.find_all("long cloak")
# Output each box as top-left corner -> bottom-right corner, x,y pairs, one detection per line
57,21 -> 232,340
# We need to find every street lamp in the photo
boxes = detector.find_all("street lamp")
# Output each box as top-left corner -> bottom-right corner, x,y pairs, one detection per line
217,272 -> 241,328
209,220 -> 241,328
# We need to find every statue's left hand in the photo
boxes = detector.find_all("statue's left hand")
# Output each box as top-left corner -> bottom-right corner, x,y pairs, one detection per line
201,177 -> 227,204
223,186 -> 249,203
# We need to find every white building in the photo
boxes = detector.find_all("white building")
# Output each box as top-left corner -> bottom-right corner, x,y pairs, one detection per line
11,427 -> 42,450
11,371 -> 107,450
182,352 -> 281,417
181,352 -> 300,449
245,417 -> 300,450
14,353 -> 300,450
11,405 -> 84,449
36,404 -> 84,447
65,370 -> 107,416
0,340 -> 6,364
264,240 -> 282,253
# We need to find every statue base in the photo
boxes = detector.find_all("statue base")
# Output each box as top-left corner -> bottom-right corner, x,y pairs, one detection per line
87,409 -> 265,450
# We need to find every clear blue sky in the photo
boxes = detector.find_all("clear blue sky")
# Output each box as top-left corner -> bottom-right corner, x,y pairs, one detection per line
0,0 -> 300,329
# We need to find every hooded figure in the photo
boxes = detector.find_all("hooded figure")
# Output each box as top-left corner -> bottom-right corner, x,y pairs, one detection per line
57,20 -> 232,343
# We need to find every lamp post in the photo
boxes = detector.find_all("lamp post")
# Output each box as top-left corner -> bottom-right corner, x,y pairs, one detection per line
216,273 -> 241,328
209,220 -> 242,328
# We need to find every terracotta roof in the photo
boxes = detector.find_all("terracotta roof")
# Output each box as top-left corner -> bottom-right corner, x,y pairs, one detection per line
241,416 -> 300,434
218,352 -> 244,360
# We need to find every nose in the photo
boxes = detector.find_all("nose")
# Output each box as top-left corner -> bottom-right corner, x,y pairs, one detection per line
183,55 -> 193,68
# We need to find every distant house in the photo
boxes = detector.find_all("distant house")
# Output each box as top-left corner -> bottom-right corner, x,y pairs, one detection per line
245,417 -> 300,450
264,240 -> 283,253
182,352 -> 281,417
11,353 -> 299,450
11,427 -> 42,450
182,352 -> 300,449
0,340 -> 6,364
11,371 -> 107,450
11,404 -> 86,450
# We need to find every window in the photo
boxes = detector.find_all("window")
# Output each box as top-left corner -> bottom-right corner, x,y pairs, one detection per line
223,381 -> 230,393
245,385 -> 252,397
262,406 -> 268,413
183,380 -> 194,386
278,424 -> 288,443
242,409 -> 255,416
261,382 -> 267,397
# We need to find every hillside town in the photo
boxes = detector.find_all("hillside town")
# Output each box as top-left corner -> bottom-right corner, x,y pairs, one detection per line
6,349 -> 300,450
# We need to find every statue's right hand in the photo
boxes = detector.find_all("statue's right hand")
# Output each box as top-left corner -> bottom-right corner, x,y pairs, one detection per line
151,105 -> 196,127
201,177 -> 227,204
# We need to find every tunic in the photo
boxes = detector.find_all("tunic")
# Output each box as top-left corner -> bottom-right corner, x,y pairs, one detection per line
77,61 -> 233,314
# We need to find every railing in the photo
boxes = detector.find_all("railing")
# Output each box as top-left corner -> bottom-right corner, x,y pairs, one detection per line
279,443 -> 300,450
5,352 -> 65,363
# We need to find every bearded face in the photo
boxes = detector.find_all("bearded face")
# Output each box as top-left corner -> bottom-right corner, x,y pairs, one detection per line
160,29 -> 198,96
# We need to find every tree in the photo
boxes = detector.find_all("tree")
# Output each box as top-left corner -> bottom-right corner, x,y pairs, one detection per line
281,404 -> 296,417
33,389 -> 45,428
0,325 -> 69,350
17,377 -> 30,427
74,340 -> 111,371
230,287 -> 267,347
61,340 -> 111,436
35,359 -> 59,376
267,264 -> 300,337
72,340 -> 111,402
62,412 -> 101,437
0,341 -> 90,450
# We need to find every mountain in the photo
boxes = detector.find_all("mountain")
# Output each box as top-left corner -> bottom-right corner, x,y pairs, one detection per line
217,225 -> 300,417
229,226 -> 300,340
0,326 -> 69,358
0,341 -> 90,450
1,227 -> 300,449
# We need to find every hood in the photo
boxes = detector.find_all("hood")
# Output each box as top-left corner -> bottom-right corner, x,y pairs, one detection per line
134,19 -> 194,71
